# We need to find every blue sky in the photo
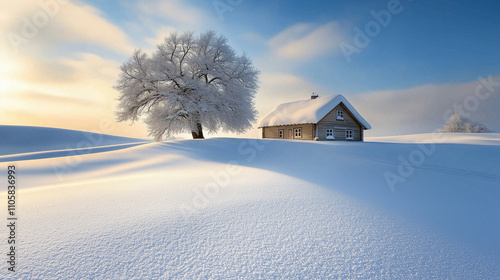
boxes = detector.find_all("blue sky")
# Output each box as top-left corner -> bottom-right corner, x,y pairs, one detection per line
1,0 -> 500,138
220,0 -> 500,92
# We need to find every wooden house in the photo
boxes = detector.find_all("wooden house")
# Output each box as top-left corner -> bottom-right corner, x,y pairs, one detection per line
258,94 -> 371,141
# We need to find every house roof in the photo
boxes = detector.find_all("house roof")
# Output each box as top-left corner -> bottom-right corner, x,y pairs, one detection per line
258,94 -> 371,129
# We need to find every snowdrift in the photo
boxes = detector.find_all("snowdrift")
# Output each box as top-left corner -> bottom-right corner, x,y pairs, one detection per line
0,126 -> 499,279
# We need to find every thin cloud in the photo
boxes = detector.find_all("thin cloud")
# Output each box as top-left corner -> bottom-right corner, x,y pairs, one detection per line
137,0 -> 206,27
269,22 -> 346,61
52,2 -> 135,55
352,76 -> 500,136
14,91 -> 96,106
145,26 -> 179,48
256,72 -> 330,120
1,0 -> 134,55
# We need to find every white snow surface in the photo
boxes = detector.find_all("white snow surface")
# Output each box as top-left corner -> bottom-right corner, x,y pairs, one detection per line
1,127 -> 500,279
258,94 -> 372,129
0,125 -> 147,156
367,132 -> 500,145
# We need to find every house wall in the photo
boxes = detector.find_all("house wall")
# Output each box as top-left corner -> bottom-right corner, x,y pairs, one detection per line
316,103 -> 363,141
262,124 -> 315,140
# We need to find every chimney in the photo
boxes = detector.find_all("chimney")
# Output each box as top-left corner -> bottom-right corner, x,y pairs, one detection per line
311,92 -> 318,99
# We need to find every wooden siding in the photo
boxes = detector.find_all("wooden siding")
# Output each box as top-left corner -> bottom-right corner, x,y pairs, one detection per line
261,102 -> 366,141
316,103 -> 363,141
262,124 -> 315,140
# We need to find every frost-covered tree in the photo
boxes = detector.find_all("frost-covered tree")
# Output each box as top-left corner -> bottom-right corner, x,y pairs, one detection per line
440,113 -> 491,133
115,31 -> 259,140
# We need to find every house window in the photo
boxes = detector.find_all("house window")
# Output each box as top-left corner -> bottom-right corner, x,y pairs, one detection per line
336,110 -> 344,120
278,129 -> 284,138
326,128 -> 334,139
346,130 -> 353,140
294,128 -> 302,138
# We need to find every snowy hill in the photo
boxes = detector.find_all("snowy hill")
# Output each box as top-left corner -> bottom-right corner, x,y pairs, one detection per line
0,125 -> 146,156
1,127 -> 499,279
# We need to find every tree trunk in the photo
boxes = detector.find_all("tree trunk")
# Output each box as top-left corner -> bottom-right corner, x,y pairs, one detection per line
191,123 -> 204,139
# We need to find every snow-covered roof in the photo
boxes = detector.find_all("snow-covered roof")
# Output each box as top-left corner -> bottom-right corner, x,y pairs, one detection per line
258,94 -> 371,129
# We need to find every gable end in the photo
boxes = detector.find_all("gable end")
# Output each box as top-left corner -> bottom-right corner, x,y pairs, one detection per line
318,102 -> 366,129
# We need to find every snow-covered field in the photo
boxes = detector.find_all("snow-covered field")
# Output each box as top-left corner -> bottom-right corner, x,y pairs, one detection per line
1,126 -> 499,279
